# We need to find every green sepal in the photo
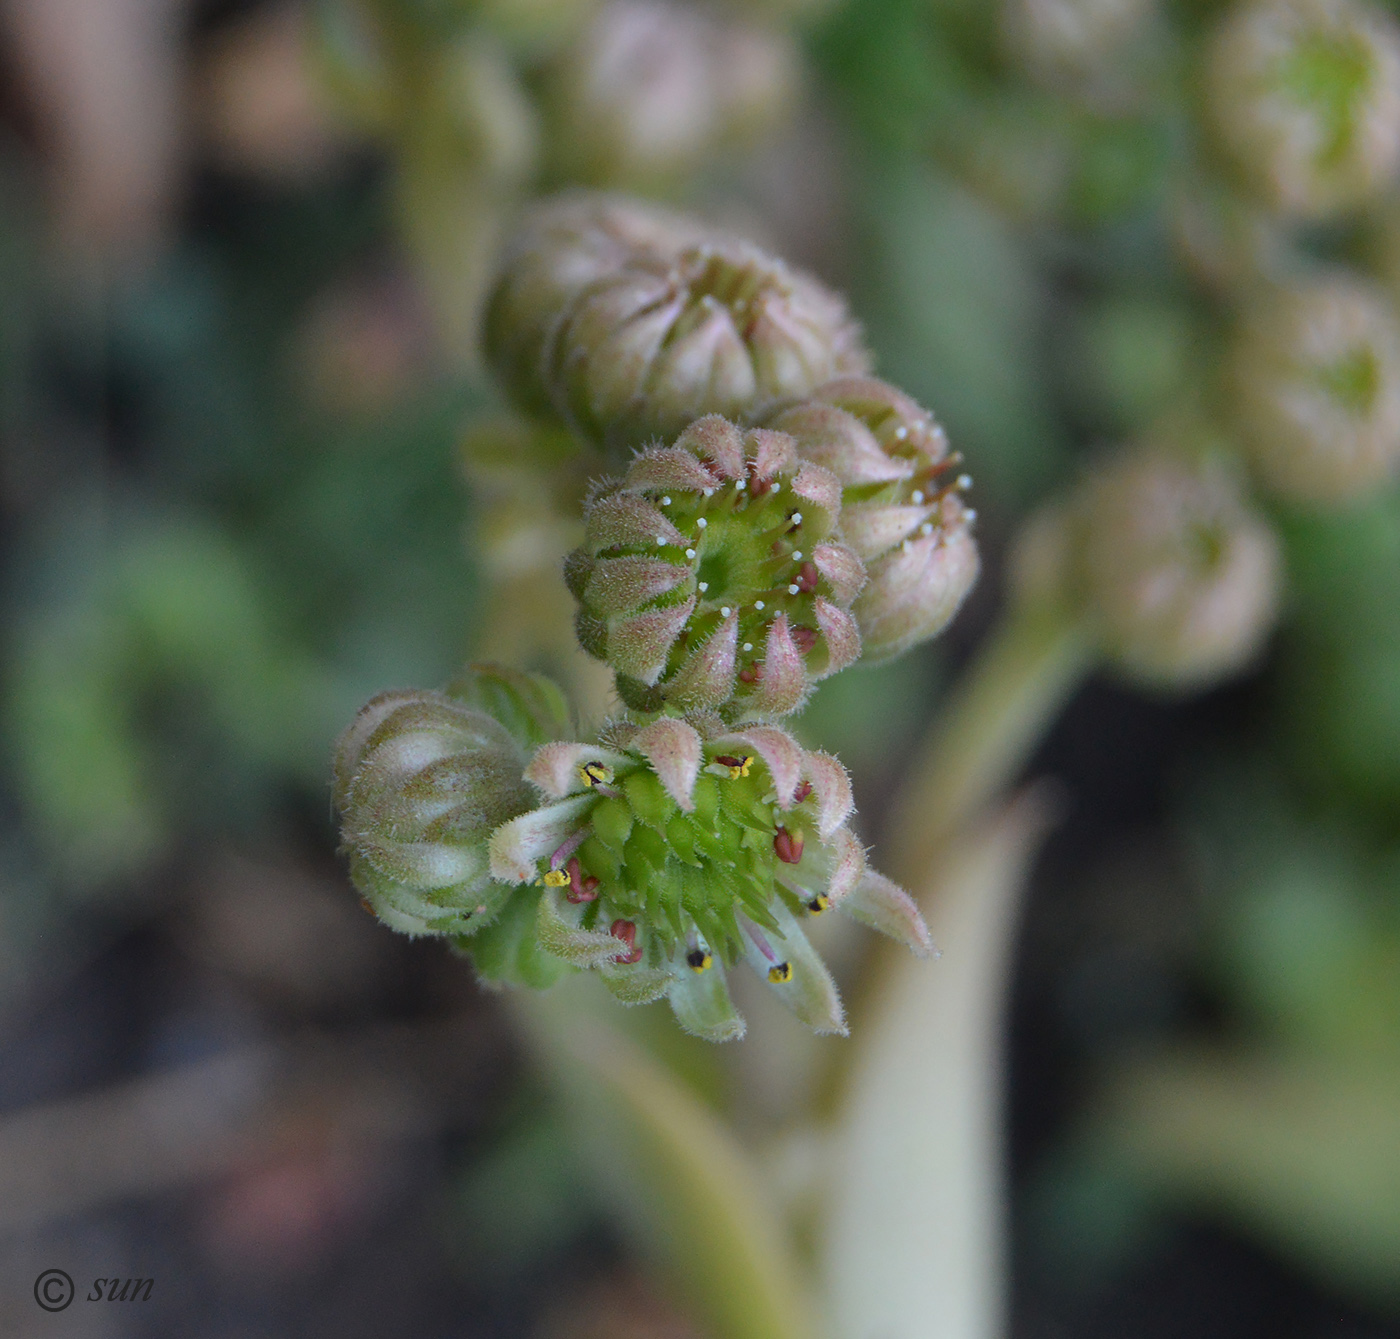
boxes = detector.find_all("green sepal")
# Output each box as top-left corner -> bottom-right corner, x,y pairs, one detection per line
446,663 -> 573,751
668,963 -> 746,1042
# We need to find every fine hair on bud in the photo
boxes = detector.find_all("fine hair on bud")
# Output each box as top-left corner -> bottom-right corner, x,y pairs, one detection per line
1205,0 -> 1400,219
1068,447 -> 1282,688
540,1 -> 799,191
768,377 -> 980,663
1230,273 -> 1400,504
484,192 -> 870,453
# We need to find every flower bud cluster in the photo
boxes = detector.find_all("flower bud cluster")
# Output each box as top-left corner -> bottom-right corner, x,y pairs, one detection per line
1022,448 -> 1282,688
541,2 -> 799,191
568,414 -> 865,718
1229,274 -> 1400,503
484,192 -> 871,453
768,377 -> 981,664
1206,0 -> 1400,220
334,663 -> 931,1037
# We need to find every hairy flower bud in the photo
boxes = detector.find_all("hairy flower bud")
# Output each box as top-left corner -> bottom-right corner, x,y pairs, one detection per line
1206,0 -> 1400,219
1062,448 -> 1282,687
768,378 -> 980,664
484,192 -> 871,452
333,685 -> 538,936
541,1 -> 798,190
1230,274 -> 1400,503
487,718 -> 930,1039
569,415 -> 865,716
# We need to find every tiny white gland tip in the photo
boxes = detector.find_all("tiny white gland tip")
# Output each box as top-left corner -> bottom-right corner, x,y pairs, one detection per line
894,426 -> 908,439
699,582 -> 709,592
743,642 -> 753,652
792,551 -> 802,561
911,490 -> 925,504
703,489 -> 715,498
788,583 -> 800,595
720,606 -> 731,617
754,600 -> 765,610
958,474 -> 972,489
791,512 -> 802,524
736,479 -> 746,490
771,483 -> 781,493
920,522 -> 933,536
965,508 -> 978,521
685,548 -> 696,559
696,517 -> 708,529
662,495 -> 672,506
656,537 -> 665,546
902,539 -> 913,553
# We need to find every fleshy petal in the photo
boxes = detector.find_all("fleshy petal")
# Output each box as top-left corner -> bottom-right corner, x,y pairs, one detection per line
623,445 -> 722,495
586,492 -> 689,550
745,902 -> 846,1035
811,543 -> 867,606
663,611 -> 738,709
601,963 -> 676,1004
584,555 -> 691,615
714,726 -> 805,807
489,794 -> 595,884
747,427 -> 798,481
674,414 -> 746,479
802,750 -> 854,838
747,613 -> 809,716
824,827 -> 867,903
840,870 -> 933,957
524,743 -> 630,798
609,596 -> 697,683
667,961 -> 747,1041
791,462 -> 843,521
813,598 -> 862,678
632,718 -> 703,812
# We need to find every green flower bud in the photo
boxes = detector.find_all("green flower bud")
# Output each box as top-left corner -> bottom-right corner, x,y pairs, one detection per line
484,192 -> 871,452
569,415 -> 865,716
541,1 -> 798,190
1206,0 -> 1400,220
1230,274 -> 1400,504
333,685 -> 538,936
1058,448 -> 1282,687
487,718 -> 930,1039
768,378 -> 980,665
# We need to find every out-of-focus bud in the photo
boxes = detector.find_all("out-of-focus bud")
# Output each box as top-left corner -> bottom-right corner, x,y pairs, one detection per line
1230,274 -> 1400,503
1054,448 -> 1282,687
484,192 -> 871,452
1205,0 -> 1400,220
1000,0 -> 1158,107
769,378 -> 980,664
333,685 -> 536,936
541,1 -> 799,191
486,718 -> 929,1039
569,415 -> 865,716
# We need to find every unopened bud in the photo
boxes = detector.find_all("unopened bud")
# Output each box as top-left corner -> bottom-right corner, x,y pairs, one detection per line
569,414 -> 865,715
333,686 -> 536,936
1230,274 -> 1400,503
484,192 -> 871,452
1067,448 -> 1282,687
541,1 -> 798,190
768,378 -> 980,664
1206,0 -> 1400,219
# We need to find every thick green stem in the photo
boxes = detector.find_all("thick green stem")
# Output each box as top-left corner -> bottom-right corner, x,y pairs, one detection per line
887,599 -> 1093,887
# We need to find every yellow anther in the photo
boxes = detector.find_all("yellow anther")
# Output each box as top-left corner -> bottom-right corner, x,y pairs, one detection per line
686,948 -> 713,973
578,760 -> 614,788
807,893 -> 831,915
714,754 -> 753,779
541,869 -> 570,887
768,961 -> 793,984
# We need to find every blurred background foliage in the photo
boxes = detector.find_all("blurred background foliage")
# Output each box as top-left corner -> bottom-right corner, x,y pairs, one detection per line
0,0 -> 1398,1334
